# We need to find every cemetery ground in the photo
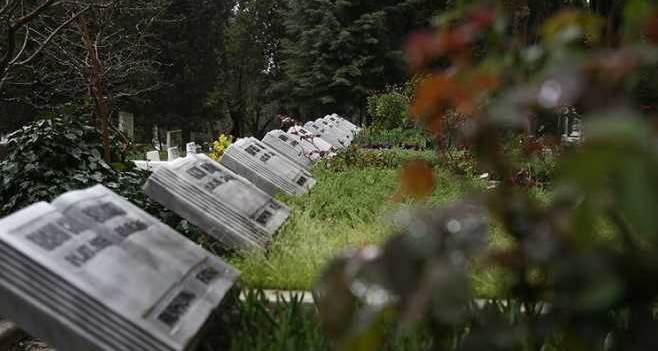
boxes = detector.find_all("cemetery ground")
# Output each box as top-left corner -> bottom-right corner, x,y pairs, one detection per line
215,148 -> 522,298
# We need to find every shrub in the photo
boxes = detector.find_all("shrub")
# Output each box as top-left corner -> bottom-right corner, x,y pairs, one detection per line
317,2 -> 658,350
367,88 -> 411,129
0,117 -> 174,224
210,133 -> 234,161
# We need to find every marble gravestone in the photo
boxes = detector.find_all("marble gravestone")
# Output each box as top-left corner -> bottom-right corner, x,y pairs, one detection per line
314,118 -> 354,145
144,154 -> 291,251
286,126 -> 334,159
147,151 -> 161,162
186,142 -> 198,156
168,147 -> 180,161
220,137 -> 316,197
303,121 -> 349,149
326,114 -> 361,133
0,185 -> 239,351
261,130 -> 314,170
319,115 -> 359,139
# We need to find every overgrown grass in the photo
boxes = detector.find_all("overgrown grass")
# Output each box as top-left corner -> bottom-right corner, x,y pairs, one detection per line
229,150 -> 487,291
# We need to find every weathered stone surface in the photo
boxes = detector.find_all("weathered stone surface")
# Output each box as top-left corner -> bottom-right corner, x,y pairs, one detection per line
144,154 -> 290,251
303,121 -> 348,149
221,137 -> 317,196
286,126 -> 334,159
261,130 -> 314,170
167,147 -> 180,161
0,185 -> 239,351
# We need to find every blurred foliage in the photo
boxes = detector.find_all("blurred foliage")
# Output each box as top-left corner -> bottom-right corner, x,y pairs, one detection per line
322,146 -> 439,173
354,127 -> 434,150
209,134 -> 234,161
317,1 -> 658,350
367,88 -> 411,130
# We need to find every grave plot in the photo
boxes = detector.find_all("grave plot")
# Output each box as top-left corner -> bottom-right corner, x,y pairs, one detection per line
319,116 -> 359,139
261,130 -> 314,170
0,185 -> 239,351
303,121 -> 349,149
286,126 -> 334,159
314,118 -> 354,145
220,137 -> 316,196
325,114 -> 361,134
144,154 -> 290,251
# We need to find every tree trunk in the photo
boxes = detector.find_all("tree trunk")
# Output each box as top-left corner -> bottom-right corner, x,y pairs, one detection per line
78,14 -> 112,163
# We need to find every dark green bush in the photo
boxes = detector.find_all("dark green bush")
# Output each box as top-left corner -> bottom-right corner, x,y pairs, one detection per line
367,90 -> 411,129
0,117 -> 176,224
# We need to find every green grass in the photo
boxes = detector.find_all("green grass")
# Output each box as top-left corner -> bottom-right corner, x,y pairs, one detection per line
229,150 -> 486,291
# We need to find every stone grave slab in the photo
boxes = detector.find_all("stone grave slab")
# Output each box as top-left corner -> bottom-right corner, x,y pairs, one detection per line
303,121 -> 348,149
147,151 -> 161,162
326,113 -> 361,133
220,137 -> 316,196
319,115 -> 359,138
186,142 -> 198,156
0,184 -> 239,351
168,147 -> 180,161
144,154 -> 291,251
286,126 -> 334,160
261,130 -> 314,170
315,118 -> 354,144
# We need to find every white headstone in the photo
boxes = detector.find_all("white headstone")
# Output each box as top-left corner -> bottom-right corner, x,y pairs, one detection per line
261,130 -> 314,170
315,118 -> 354,144
287,126 -> 334,160
144,154 -> 291,251
186,142 -> 197,156
168,147 -> 180,161
220,137 -> 317,196
118,111 -> 135,139
304,121 -> 348,149
147,151 -> 161,162
0,185 -> 239,351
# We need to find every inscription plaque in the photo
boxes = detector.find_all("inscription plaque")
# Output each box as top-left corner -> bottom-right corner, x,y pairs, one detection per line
144,153 -> 291,251
261,130 -> 314,170
220,137 -> 317,196
0,185 -> 239,351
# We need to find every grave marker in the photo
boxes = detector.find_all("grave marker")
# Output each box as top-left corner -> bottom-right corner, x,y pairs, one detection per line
287,126 -> 334,159
315,118 -> 354,144
144,154 -> 291,251
304,121 -> 348,149
168,147 -> 180,161
147,151 -> 161,162
220,137 -> 316,196
0,185 -> 239,351
186,142 -> 198,156
118,111 -> 135,139
261,130 -> 314,170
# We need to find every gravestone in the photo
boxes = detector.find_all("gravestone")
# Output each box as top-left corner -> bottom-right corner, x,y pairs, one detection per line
261,130 -> 314,170
166,130 -> 183,149
315,118 -> 354,144
326,113 -> 361,133
144,154 -> 291,251
303,121 -> 348,149
168,147 -> 180,161
287,126 -> 334,159
186,142 -> 198,156
220,137 -> 316,196
0,185 -> 239,351
147,151 -> 161,162
320,115 -> 359,139
118,111 -> 135,139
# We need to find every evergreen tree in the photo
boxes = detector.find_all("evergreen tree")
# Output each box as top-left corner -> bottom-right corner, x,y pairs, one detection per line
277,0 -> 439,122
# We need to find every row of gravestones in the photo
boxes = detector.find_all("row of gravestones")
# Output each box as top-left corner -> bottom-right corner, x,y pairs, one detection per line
0,114 -> 360,351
